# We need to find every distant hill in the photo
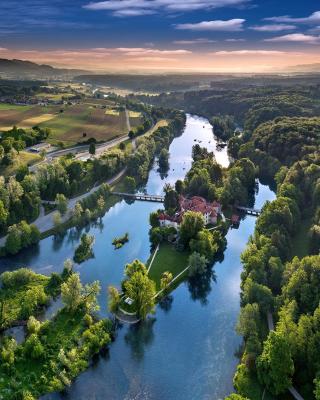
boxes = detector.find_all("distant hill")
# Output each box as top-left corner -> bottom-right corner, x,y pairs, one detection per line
287,63 -> 320,73
0,58 -> 89,79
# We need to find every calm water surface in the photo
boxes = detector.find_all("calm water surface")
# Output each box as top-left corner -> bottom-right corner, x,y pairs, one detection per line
0,115 -> 275,400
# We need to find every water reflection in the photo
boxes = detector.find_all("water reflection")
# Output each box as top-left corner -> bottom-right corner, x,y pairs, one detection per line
124,318 -> 156,362
187,267 -> 217,306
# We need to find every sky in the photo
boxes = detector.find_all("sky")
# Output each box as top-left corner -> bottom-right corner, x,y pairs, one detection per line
0,0 -> 320,72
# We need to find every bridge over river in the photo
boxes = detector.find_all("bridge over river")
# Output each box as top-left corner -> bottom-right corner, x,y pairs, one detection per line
112,192 -> 165,203
113,192 -> 262,216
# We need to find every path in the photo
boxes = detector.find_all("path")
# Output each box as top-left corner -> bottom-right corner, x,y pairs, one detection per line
153,265 -> 191,299
125,107 -> 131,132
147,244 -> 159,273
1,118 -> 163,245
0,168 -> 127,247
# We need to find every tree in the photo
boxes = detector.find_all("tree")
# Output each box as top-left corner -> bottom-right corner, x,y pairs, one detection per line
190,229 -> 218,261
188,252 -> 208,277
124,271 -> 156,320
163,184 -> 179,213
0,200 -> 8,232
89,142 -> 96,156
175,179 -> 184,194
0,338 -> 17,367
108,286 -> 121,314
53,211 -> 62,228
236,303 -> 260,340
158,148 -> 169,170
124,176 -> 136,192
55,193 -> 68,215
225,395 -> 249,400
63,258 -> 73,273
27,316 -> 41,334
314,377 -> 320,400
73,234 -> 95,263
257,331 -> 294,395
179,211 -> 204,246
73,202 -> 83,222
149,211 -> 160,228
5,224 -> 21,255
61,273 -> 82,312
125,259 -> 148,278
160,271 -> 173,294
97,196 -> 105,214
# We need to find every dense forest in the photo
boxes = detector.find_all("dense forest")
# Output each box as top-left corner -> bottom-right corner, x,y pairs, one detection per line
139,79 -> 320,399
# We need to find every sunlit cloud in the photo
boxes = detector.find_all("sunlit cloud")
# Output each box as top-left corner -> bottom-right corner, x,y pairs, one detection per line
83,0 -> 251,17
211,50 -> 287,55
264,33 -> 320,44
225,38 -> 246,42
173,38 -> 217,44
175,19 -> 245,31
250,24 -> 296,32
265,11 -> 320,24
114,47 -> 191,55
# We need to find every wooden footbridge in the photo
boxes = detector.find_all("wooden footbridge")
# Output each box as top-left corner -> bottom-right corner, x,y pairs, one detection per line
236,206 -> 261,216
112,192 -> 165,203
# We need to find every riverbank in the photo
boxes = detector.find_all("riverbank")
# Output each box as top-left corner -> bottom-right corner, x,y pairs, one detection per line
0,115 -> 276,400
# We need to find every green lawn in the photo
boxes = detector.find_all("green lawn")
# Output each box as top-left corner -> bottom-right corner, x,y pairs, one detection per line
148,243 -> 190,290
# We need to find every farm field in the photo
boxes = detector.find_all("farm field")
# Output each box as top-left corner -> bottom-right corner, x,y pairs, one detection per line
35,92 -> 75,100
42,104 -> 129,145
0,101 -> 133,146
0,104 -> 60,130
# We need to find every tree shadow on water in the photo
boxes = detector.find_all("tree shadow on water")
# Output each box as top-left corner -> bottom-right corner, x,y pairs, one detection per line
124,317 -> 156,362
158,295 -> 174,313
187,267 -> 217,306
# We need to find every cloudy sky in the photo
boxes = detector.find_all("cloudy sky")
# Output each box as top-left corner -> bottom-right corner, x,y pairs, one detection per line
0,0 -> 319,72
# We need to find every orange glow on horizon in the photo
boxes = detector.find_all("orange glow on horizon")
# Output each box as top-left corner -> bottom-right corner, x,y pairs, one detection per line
1,47 -> 319,73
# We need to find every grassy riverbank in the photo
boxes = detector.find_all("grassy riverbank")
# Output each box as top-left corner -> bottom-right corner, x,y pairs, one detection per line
148,243 -> 190,290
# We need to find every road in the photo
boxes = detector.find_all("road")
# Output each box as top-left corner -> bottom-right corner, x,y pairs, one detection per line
1,117 -> 159,247
29,134 -> 129,172
0,168 -> 127,247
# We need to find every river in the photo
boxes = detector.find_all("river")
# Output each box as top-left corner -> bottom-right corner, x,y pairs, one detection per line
0,115 -> 275,400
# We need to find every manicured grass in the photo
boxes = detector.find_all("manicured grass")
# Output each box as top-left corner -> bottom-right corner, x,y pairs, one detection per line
291,217 -> 312,258
0,151 -> 41,177
148,243 -> 190,290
